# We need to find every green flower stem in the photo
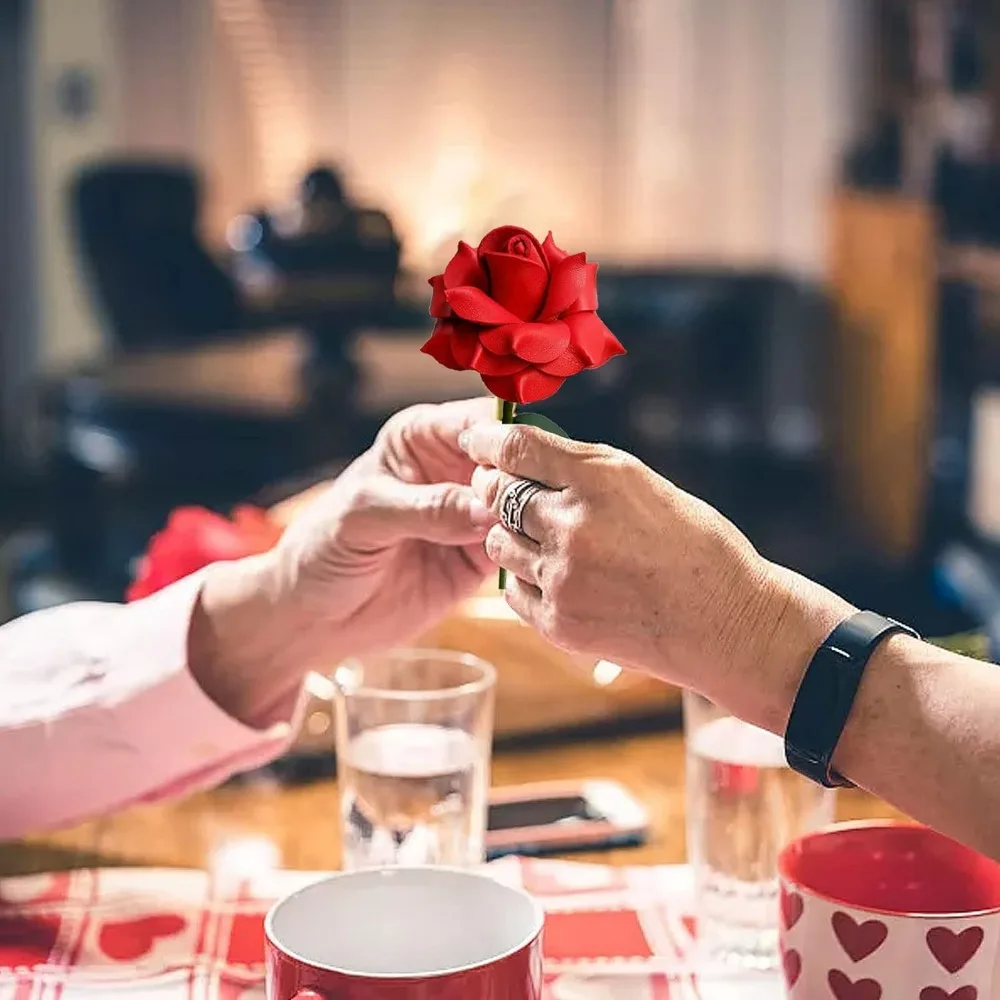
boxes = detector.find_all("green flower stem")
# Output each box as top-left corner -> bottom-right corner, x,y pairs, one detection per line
497,398 -> 516,590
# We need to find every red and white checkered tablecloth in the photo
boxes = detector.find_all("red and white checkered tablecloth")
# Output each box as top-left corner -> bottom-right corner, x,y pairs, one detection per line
0,857 -> 780,1000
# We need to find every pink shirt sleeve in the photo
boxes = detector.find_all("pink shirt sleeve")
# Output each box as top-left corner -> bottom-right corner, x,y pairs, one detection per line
0,572 -> 302,840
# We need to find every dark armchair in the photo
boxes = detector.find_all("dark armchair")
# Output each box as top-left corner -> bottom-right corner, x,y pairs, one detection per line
70,161 -> 252,351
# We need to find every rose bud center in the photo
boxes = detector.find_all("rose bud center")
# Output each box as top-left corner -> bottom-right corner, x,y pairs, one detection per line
508,236 -> 533,257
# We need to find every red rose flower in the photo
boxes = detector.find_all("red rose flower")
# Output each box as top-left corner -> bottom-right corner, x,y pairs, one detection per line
126,505 -> 282,601
420,226 -> 625,404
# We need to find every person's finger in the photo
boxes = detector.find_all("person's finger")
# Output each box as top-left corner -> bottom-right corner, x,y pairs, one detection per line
483,524 -> 542,588
470,466 -> 560,543
376,397 -> 496,487
384,397 -> 496,450
457,422 -> 598,488
503,573 -> 544,625
427,396 -> 497,435
350,477 -> 496,546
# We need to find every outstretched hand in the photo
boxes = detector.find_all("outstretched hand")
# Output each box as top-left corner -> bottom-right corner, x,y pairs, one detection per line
275,397 -> 499,657
460,421 -> 793,712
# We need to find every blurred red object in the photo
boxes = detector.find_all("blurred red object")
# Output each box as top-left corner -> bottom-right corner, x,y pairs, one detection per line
126,505 -> 282,602
710,761 -> 760,797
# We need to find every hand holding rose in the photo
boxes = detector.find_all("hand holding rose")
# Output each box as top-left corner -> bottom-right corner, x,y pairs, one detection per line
460,421 -> 854,733
184,399 -> 500,728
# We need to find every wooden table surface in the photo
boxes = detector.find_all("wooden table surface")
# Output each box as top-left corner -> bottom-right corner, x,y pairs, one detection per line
0,731 -> 906,878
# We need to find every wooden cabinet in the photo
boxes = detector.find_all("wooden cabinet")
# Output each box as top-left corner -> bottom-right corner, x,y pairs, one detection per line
828,191 -> 937,564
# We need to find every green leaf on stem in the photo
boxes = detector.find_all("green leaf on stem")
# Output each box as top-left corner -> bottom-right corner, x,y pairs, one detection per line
513,412 -> 570,439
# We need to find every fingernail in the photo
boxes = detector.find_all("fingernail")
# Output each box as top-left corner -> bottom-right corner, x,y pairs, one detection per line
457,430 -> 471,452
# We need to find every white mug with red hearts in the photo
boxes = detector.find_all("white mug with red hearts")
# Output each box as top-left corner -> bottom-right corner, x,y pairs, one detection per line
778,822 -> 1000,1000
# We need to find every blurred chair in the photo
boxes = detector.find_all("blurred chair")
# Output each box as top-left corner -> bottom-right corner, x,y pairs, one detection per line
8,160 -> 362,611
70,160 -> 253,351
30,337 -> 348,607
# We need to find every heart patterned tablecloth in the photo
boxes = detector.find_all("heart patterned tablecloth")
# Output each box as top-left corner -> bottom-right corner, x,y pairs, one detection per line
0,857 -> 780,999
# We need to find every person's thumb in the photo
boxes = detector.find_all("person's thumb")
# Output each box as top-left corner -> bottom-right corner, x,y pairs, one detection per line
457,421 -> 598,488
352,478 -> 497,546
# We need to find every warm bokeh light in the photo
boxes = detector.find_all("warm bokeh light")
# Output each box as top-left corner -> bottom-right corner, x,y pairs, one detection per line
213,0 -> 313,203
209,835 -> 282,879
591,660 -> 624,687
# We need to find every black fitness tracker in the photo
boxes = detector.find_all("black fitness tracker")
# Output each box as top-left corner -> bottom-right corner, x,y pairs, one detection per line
784,611 -> 920,788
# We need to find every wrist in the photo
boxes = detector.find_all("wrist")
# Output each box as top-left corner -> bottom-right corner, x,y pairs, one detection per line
188,554 -> 317,729
732,561 -> 858,736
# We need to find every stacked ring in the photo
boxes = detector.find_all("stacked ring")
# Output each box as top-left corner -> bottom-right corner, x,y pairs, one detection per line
498,478 -> 546,537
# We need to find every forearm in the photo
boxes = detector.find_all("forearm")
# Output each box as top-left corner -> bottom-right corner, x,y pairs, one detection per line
745,564 -> 1000,859
0,568 -> 301,839
190,555 -> 321,728
835,634 -> 1000,858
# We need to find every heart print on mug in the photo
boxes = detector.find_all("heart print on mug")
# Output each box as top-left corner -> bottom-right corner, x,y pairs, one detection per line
778,821 -> 1000,999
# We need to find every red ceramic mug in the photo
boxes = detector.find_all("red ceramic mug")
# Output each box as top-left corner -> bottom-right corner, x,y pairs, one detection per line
778,821 -> 1000,999
264,866 -> 545,1000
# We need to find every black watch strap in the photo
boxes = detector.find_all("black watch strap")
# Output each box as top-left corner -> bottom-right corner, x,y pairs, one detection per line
784,611 -> 920,788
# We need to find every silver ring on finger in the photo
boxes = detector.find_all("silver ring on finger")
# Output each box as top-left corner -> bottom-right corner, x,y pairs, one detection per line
498,478 -> 546,537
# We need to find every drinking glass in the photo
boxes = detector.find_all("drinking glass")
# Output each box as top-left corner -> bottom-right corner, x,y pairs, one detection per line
683,689 -> 836,972
332,649 -> 496,870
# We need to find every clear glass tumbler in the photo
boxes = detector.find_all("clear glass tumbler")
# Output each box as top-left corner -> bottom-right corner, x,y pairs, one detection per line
332,648 -> 496,871
683,689 -> 836,971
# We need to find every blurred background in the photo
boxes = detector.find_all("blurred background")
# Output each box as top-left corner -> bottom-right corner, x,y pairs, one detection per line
1,0 -> 999,753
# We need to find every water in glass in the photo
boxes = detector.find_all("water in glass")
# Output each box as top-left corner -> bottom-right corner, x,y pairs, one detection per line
340,722 -> 487,869
686,710 -> 835,971
333,648 -> 494,870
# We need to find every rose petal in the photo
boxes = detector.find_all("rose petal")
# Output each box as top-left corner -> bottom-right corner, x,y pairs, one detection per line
479,374 -> 519,402
478,226 -> 546,269
538,346 -> 586,377
479,324 -> 516,355
481,321 -> 570,362
481,370 -> 566,405
541,232 -> 568,269
564,312 -> 627,367
445,325 -> 530,376
428,274 -> 450,318
564,262 -> 599,314
510,368 -> 569,404
508,321 -> 571,364
482,251 -> 549,320
420,322 -> 466,370
448,327 -> 481,369
540,253 -> 588,320
445,287 -> 521,326
443,241 -> 487,291
472,348 -> 530,377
